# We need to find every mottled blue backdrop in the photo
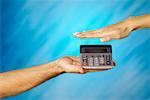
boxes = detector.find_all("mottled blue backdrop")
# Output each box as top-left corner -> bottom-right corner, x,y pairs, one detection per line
1,0 -> 150,100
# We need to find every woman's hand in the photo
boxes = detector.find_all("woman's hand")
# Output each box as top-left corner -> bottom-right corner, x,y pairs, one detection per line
74,14 -> 150,42
74,19 -> 133,42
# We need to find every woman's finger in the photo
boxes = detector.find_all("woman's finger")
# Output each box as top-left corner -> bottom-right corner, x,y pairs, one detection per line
100,36 -> 112,42
73,27 -> 111,38
74,28 -> 123,39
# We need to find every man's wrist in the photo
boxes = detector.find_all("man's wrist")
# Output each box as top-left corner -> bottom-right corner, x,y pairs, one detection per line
48,60 -> 65,74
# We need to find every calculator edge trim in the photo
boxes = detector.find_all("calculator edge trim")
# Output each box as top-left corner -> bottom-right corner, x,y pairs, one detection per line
82,66 -> 113,69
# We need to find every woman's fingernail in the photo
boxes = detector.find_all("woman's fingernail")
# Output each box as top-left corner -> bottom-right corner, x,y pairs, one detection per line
100,38 -> 105,42
73,32 -> 80,36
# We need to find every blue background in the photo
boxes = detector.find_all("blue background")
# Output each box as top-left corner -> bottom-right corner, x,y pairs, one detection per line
1,0 -> 150,100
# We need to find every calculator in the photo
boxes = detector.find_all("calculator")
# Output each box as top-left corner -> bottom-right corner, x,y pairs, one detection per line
80,45 -> 114,69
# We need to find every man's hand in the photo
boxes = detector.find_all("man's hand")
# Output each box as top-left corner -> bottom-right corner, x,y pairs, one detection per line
0,56 -> 114,98
56,56 -> 115,73
74,14 -> 150,42
56,56 -> 84,73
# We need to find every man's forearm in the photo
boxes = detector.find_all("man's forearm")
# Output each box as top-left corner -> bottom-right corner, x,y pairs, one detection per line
0,61 -> 64,98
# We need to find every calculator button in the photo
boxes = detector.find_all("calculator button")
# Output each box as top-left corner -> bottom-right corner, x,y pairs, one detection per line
106,55 -> 110,60
105,55 -> 108,65
88,56 -> 94,66
82,56 -> 88,66
83,59 -> 87,66
106,61 -> 110,65
99,55 -> 104,65
94,56 -> 99,66
106,55 -> 109,60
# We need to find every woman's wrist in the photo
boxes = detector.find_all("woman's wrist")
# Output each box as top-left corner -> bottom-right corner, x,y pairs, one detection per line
124,16 -> 140,31
125,14 -> 150,31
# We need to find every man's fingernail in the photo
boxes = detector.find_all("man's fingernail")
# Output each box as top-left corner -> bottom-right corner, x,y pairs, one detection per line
80,69 -> 84,74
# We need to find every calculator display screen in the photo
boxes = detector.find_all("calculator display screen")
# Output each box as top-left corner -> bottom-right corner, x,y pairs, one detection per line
80,45 -> 112,53
85,48 -> 107,53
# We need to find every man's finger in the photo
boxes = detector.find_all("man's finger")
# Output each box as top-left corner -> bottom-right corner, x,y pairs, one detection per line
72,61 -> 80,66
72,65 -> 85,74
69,56 -> 80,62
112,61 -> 116,66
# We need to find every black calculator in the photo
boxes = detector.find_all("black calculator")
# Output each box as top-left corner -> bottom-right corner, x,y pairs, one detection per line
80,45 -> 114,69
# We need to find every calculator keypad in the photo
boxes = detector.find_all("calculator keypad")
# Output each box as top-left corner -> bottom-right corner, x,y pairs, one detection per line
81,54 -> 112,66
